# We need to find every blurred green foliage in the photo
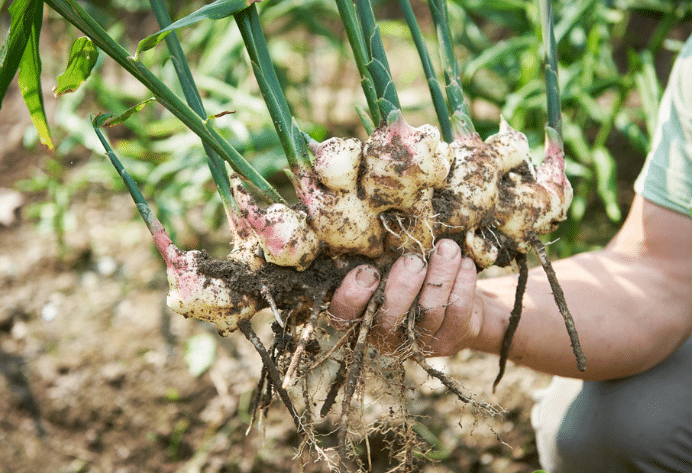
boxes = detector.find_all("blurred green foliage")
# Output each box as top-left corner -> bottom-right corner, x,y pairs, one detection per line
445,0 -> 691,254
5,0 -> 692,256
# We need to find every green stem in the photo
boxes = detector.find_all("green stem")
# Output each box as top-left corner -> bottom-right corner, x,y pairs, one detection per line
45,0 -> 283,204
94,125 -> 146,208
334,0 -> 381,125
398,0 -> 452,142
148,0 -> 234,209
93,124 -> 161,234
354,0 -> 401,121
235,5 -> 310,169
539,0 -> 562,138
428,0 -> 474,134
94,122 -> 180,265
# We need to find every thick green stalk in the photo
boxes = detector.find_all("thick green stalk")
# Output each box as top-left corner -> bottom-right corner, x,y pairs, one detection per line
398,0 -> 452,142
539,0 -> 562,138
148,0 -> 233,209
235,5 -> 310,169
44,0 -> 283,204
428,0 -> 474,135
354,0 -> 401,121
334,0 -> 380,125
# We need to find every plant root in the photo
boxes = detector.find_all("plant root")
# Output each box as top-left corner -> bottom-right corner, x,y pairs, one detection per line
404,298 -> 499,416
338,281 -> 386,471
261,285 -> 284,327
247,363 -> 268,434
321,358 -> 349,418
493,252 -> 528,392
282,287 -> 328,389
530,234 -> 587,371
310,324 -> 357,372
238,319 -> 304,433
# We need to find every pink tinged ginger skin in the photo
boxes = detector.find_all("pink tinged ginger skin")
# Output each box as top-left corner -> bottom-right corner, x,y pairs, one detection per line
436,132 -> 501,230
534,127 -> 574,232
231,178 -> 320,271
494,125 -> 573,252
432,121 -> 527,268
361,116 -> 450,213
291,138 -> 385,258
137,204 -> 258,336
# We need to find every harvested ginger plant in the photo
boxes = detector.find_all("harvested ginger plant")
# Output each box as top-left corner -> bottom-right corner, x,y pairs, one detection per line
108,110 -> 585,470
86,0 -> 586,470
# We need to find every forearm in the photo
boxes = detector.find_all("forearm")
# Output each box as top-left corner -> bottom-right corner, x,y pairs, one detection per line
329,196 -> 692,379
470,247 -> 692,380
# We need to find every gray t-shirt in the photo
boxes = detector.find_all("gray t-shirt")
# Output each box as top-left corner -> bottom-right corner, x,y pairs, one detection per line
635,35 -> 692,218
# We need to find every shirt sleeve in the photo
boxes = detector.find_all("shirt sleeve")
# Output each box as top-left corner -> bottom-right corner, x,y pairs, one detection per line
634,35 -> 692,218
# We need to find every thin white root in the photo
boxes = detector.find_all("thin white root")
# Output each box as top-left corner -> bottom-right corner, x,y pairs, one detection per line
282,289 -> 327,389
261,285 -> 283,328
281,320 -> 316,390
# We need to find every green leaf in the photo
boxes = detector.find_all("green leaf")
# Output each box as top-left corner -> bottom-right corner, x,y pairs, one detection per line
17,0 -> 53,149
463,36 -> 534,79
592,147 -> 621,222
634,50 -> 661,139
136,31 -> 173,57
184,333 -> 217,377
53,37 -> 99,97
94,97 -> 156,128
0,0 -> 42,107
137,0 -> 258,55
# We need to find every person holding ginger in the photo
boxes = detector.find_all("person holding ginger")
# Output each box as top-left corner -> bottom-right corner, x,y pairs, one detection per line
329,35 -> 692,473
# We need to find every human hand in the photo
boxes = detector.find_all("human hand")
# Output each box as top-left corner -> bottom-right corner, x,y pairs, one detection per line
328,239 -> 483,356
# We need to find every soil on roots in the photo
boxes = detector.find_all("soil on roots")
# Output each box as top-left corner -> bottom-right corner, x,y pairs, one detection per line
192,247 -> 516,471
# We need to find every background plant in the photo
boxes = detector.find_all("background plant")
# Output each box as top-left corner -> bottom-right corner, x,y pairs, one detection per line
3,0 -> 690,258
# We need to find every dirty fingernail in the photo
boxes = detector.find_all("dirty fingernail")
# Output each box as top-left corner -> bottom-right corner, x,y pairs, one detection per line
461,257 -> 475,270
437,240 -> 458,258
404,254 -> 425,274
356,267 -> 379,288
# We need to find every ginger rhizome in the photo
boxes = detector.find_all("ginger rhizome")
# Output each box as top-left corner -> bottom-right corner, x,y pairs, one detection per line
162,113 -> 573,336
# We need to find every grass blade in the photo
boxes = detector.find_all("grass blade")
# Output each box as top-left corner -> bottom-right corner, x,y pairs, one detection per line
137,0 -> 258,55
0,0 -> 43,106
334,0 -> 380,124
17,0 -> 53,149
354,0 -> 401,121
94,98 -> 156,128
592,147 -> 621,222
44,0 -> 283,204
92,119 -> 175,258
93,118 -> 148,208
633,50 -> 661,140
428,0 -> 474,135
148,0 -> 234,208
462,36 -> 534,80
538,0 -> 562,137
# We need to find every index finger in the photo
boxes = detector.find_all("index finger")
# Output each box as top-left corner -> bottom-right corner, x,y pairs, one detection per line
328,265 -> 380,330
